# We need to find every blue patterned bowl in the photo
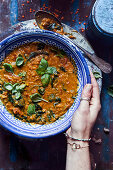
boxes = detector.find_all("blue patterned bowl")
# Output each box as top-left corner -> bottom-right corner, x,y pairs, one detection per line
0,30 -> 90,138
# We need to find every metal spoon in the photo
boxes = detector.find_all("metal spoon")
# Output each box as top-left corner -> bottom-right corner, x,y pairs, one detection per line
35,10 -> 112,73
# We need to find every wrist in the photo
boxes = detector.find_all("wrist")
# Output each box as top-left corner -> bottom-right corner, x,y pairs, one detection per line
69,128 -> 90,139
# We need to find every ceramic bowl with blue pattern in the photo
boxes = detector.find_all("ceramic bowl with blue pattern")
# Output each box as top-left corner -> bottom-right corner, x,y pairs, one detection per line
0,30 -> 90,138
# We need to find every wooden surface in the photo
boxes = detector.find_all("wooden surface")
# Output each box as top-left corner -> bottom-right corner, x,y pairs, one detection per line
0,0 -> 113,169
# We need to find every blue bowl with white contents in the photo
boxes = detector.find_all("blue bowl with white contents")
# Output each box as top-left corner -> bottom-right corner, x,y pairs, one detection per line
0,30 -> 90,138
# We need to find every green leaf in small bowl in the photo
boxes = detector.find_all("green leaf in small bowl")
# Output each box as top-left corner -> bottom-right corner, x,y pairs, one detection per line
3,63 -> 13,73
108,85 -> 113,97
41,74 -> 50,87
93,71 -> 102,79
46,67 -> 57,74
4,83 -> 13,91
16,55 -> 24,67
27,104 -> 35,115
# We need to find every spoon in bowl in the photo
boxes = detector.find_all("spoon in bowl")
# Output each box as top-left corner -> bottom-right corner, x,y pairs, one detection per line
35,10 -> 112,73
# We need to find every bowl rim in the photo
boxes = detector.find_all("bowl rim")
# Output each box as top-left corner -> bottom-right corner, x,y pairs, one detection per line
0,29 -> 91,138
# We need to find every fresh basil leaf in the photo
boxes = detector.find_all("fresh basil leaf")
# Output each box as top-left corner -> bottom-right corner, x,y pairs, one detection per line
46,67 -> 57,74
4,83 -> 13,91
27,104 -> 35,115
36,58 -> 48,75
15,91 -> 21,100
36,68 -> 45,75
108,85 -> 113,97
30,93 -> 41,102
12,88 -> 17,94
19,84 -> 26,90
3,63 -> 13,73
16,56 -> 24,67
41,74 -> 50,87
12,83 -> 20,94
15,84 -> 26,91
40,58 -> 48,70
30,93 -> 48,103
13,83 -> 20,89
25,52 -> 38,64
93,71 -> 102,79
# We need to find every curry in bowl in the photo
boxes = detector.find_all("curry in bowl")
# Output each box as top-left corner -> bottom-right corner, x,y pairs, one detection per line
0,42 -> 78,125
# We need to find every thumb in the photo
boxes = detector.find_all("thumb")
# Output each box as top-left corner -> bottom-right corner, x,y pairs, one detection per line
79,84 -> 93,111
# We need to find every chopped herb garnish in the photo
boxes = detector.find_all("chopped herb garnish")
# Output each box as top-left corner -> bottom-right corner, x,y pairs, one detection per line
4,83 -> 13,91
36,58 -> 57,87
41,74 -> 50,87
27,104 -> 35,116
15,91 -> 21,100
16,55 -> 24,67
3,63 -> 13,73
46,67 -> 57,74
30,93 -> 48,103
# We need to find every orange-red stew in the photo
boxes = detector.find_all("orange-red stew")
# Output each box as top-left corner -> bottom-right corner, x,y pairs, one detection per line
0,42 -> 78,124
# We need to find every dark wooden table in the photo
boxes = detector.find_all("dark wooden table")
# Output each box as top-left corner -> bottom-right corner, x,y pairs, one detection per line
0,0 -> 113,169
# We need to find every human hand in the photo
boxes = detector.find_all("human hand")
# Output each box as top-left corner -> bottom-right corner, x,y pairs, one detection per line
67,71 -> 101,139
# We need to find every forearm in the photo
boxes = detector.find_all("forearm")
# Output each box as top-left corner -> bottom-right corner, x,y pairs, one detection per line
66,141 -> 91,170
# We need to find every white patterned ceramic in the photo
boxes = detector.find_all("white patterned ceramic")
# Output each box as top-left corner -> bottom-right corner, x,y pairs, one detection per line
0,30 -> 90,138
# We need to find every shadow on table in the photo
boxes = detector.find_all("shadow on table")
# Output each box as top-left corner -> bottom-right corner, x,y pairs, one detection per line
0,126 -> 67,170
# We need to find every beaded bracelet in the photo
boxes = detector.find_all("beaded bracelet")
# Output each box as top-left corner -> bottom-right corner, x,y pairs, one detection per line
64,132 -> 91,142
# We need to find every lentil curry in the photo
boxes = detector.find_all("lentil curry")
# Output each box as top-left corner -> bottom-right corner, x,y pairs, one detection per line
0,42 -> 78,124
